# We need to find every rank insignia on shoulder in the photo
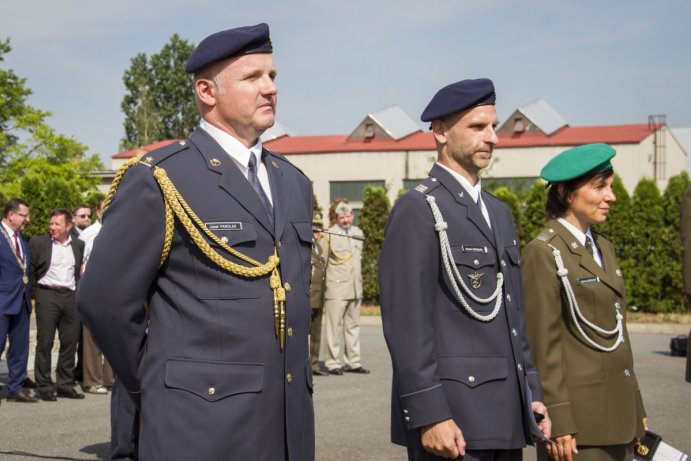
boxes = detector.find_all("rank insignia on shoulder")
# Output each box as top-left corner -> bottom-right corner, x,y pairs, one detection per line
414,184 -> 428,193
548,228 -> 554,233
537,233 -> 548,242
179,140 -> 187,146
210,158 -> 221,167
143,156 -> 154,165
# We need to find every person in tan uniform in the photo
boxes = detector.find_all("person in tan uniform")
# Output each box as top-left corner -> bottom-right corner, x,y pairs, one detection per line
309,213 -> 328,376
522,143 -> 647,461
322,202 -> 369,375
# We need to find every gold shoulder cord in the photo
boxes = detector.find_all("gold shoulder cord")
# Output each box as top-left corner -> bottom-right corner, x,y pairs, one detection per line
103,158 -> 287,350
326,233 -> 353,265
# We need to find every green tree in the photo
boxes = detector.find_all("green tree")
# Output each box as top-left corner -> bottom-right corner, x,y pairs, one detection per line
359,186 -> 390,304
594,174 -> 631,258
121,34 -> 196,150
658,172 -> 690,311
626,178 -> 665,312
0,38 -> 103,236
489,186 -> 520,240
519,179 -> 548,248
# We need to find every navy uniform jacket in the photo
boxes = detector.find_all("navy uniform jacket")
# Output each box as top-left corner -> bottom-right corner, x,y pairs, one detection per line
522,220 -> 646,445
379,164 -> 543,451
0,229 -> 31,315
77,128 -> 315,461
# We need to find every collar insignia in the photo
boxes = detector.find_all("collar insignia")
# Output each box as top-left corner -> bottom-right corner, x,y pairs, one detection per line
210,158 -> 221,167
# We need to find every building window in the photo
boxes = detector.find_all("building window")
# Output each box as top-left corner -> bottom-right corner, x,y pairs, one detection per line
402,178 -> 427,192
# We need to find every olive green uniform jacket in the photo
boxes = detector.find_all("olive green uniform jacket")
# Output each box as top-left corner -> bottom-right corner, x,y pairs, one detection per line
522,219 -> 646,446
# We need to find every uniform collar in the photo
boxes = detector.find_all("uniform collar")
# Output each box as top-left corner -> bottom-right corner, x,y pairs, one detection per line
435,162 -> 483,203
199,118 -> 264,170
557,217 -> 593,248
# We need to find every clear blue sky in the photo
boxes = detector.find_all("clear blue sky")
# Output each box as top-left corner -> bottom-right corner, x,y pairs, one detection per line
2,0 -> 690,167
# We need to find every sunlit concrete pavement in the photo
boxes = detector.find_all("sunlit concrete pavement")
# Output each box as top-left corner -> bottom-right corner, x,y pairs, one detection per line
1,317 -> 689,460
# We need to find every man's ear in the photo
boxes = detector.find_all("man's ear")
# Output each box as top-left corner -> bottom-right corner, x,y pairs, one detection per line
431,120 -> 447,145
195,78 -> 216,107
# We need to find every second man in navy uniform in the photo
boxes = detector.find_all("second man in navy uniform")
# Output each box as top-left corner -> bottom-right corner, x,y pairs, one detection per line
379,78 -> 551,460
78,23 -> 315,461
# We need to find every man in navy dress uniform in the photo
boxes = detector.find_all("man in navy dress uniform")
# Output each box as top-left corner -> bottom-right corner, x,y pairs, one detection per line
78,23 -> 315,461
379,79 -> 551,460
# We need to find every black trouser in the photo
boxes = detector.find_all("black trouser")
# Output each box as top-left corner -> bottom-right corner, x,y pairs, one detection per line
34,286 -> 80,393
407,448 -> 521,461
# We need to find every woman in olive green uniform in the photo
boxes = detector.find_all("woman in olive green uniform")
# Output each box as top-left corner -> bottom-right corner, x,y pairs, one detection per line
522,144 -> 646,461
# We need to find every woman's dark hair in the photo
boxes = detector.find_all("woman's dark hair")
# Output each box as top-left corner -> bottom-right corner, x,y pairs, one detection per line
545,168 -> 614,219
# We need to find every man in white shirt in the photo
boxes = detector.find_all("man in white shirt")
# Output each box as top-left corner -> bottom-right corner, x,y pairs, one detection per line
30,208 -> 85,401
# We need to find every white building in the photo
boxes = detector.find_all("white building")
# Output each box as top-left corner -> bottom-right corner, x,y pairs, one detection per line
103,101 -> 688,220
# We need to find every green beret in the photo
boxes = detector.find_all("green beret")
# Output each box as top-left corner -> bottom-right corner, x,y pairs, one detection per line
540,143 -> 616,183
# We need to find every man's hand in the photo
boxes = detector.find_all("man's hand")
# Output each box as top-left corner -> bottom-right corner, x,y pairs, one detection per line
421,419 -> 466,459
545,434 -> 578,461
531,401 -> 552,440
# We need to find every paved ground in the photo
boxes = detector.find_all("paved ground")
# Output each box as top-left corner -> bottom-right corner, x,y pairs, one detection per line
0,318 -> 689,460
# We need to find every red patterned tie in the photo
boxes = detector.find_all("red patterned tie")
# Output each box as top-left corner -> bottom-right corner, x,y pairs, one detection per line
13,232 -> 22,260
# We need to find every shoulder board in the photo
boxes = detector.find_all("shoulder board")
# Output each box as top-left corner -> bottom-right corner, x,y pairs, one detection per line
264,148 -> 307,177
413,176 -> 440,195
137,140 -> 190,168
536,227 -> 557,243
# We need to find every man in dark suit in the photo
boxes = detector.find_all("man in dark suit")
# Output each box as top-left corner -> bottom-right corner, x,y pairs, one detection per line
1,198 -> 37,403
30,208 -> 85,401
78,23 -> 315,461
379,79 -> 551,460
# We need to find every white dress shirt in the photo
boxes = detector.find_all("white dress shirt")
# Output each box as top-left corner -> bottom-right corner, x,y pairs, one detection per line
199,119 -> 273,205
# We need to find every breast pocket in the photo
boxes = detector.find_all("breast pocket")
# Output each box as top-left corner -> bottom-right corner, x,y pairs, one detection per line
449,245 -> 498,301
193,221 -> 264,300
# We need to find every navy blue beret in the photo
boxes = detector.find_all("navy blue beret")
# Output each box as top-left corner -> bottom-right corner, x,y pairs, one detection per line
420,78 -> 496,122
185,23 -> 273,74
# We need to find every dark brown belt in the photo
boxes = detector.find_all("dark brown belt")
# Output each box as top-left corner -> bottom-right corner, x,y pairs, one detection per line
38,285 -> 73,294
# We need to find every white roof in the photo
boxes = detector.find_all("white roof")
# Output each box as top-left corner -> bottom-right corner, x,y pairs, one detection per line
367,105 -> 422,140
517,99 -> 568,135
260,120 -> 295,142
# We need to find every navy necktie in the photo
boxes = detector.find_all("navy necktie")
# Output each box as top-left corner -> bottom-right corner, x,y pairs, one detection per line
248,152 -> 274,225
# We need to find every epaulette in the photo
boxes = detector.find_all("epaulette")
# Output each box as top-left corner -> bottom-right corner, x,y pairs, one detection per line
137,140 -> 190,168
536,227 -> 557,243
264,148 -> 307,177
413,176 -> 440,195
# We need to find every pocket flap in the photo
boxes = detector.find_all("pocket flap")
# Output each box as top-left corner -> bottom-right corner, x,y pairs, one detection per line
204,221 -> 257,246
505,245 -> 521,265
435,355 -> 508,388
450,245 -> 495,269
165,359 -> 263,401
292,221 -> 314,244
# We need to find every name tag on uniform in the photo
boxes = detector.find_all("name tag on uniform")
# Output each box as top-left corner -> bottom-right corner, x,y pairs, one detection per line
577,276 -> 600,285
205,222 -> 243,231
462,245 -> 488,253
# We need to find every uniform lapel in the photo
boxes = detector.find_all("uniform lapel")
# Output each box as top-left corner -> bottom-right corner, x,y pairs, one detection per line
189,130 -> 275,236
592,233 -> 625,296
430,164 -> 496,247
552,220 -> 622,295
483,193 -> 503,257
264,150 -> 287,241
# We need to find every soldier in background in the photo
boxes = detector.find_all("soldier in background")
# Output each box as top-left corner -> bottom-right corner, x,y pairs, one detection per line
322,201 -> 369,375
